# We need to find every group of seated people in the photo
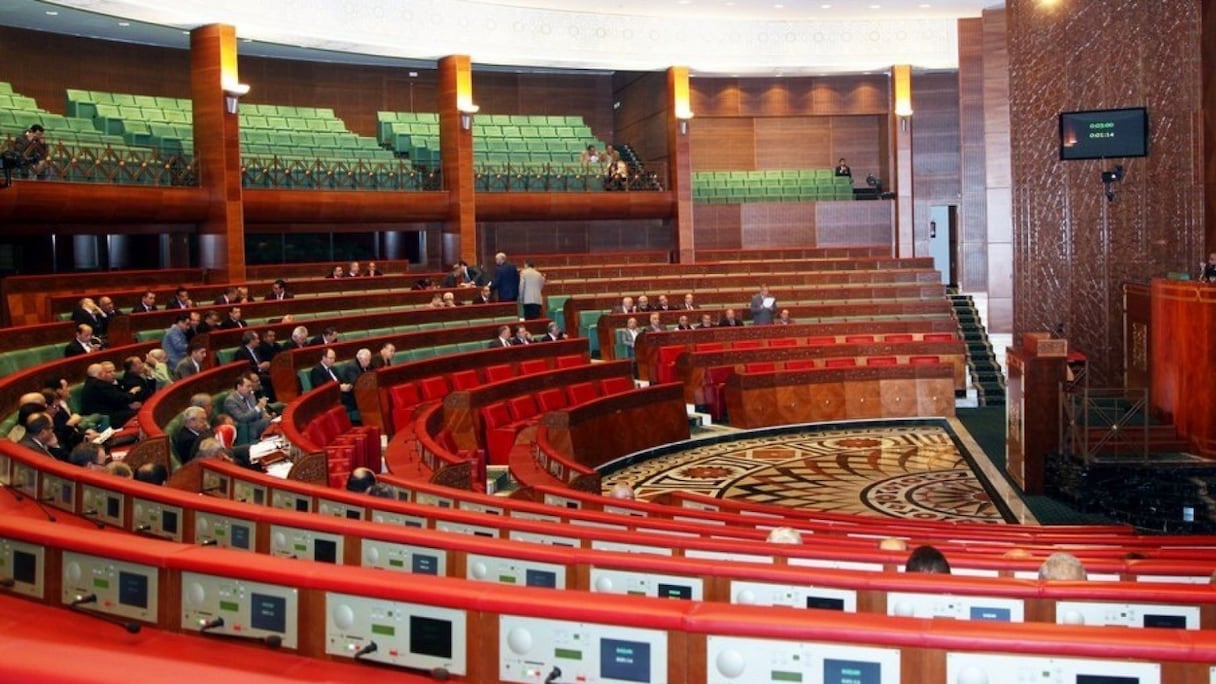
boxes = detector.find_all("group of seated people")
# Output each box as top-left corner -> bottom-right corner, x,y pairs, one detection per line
579,144 -> 630,190
325,261 -> 384,279
488,323 -> 567,348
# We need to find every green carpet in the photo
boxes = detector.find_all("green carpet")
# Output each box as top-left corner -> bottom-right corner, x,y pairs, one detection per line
955,407 -> 1114,526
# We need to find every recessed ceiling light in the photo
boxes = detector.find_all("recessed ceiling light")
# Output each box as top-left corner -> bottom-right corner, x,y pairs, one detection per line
773,3 -> 784,7
869,4 -> 881,8
677,0 -> 691,4
45,10 -> 58,15
919,3 -> 931,7
117,21 -> 130,27
820,3 -> 831,7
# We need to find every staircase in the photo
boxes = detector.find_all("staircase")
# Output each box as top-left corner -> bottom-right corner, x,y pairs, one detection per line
948,292 -> 1006,407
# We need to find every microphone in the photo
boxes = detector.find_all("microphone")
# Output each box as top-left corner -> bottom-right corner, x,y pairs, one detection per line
199,616 -> 224,632
68,593 -> 142,633
263,634 -> 282,649
353,641 -> 378,660
81,509 -> 107,530
431,667 -> 451,681
2,481 -> 25,502
545,666 -> 563,684
198,538 -> 219,547
0,576 -> 15,588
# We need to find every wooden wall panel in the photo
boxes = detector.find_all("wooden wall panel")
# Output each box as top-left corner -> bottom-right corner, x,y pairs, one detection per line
0,27 -> 191,115
957,17 -> 990,293
1205,0 -> 1216,254
614,72 -> 670,166
831,116 -> 887,188
691,204 -> 743,250
910,72 -> 962,263
1007,0 -> 1205,384
688,119 -> 756,171
693,76 -> 889,117
754,118 -> 832,168
478,219 -> 670,260
474,72 -> 614,143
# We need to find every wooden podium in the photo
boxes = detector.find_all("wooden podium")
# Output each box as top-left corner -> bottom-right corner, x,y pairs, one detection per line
1006,334 -> 1069,495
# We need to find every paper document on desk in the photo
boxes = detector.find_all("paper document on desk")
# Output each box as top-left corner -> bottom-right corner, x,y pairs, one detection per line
264,460 -> 293,479
762,297 -> 775,308
249,438 -> 287,462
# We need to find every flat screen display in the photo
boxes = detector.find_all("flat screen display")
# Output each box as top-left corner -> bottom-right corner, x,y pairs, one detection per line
161,510 -> 179,535
806,596 -> 846,611
412,554 -> 439,575
969,606 -> 1012,622
313,539 -> 337,564
1142,614 -> 1186,629
230,524 -> 251,550
106,496 -> 120,518
824,659 -> 881,684
12,550 -> 36,585
294,498 -> 309,512
409,615 -> 453,658
253,489 -> 265,505
118,571 -> 148,609
1059,107 -> 1148,160
1076,677 -> 1139,684
345,509 -> 362,520
250,593 -> 287,633
600,638 -> 650,683
657,583 -> 692,600
526,569 -> 557,588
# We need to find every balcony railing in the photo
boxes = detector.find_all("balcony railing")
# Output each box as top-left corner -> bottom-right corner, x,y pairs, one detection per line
473,162 -> 666,192
240,157 -> 442,191
3,139 -> 198,187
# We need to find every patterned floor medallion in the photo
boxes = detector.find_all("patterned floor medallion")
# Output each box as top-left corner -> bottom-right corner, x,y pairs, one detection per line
603,423 -> 1010,524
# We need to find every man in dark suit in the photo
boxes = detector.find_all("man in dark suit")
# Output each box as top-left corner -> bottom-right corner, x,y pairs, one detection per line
232,330 -> 271,376
131,290 -> 158,314
539,322 -> 567,342
81,362 -> 141,427
265,279 -> 294,301
749,284 -> 776,325
64,324 -> 97,357
370,343 -> 396,368
309,348 -> 347,391
18,413 -> 59,458
676,315 -> 694,330
718,308 -> 744,327
214,287 -> 239,306
164,286 -> 193,310
70,298 -> 104,329
218,306 -> 247,329
173,406 -> 209,466
695,313 -> 716,329
309,326 -> 339,347
488,325 -> 514,349
119,356 -> 156,403
489,252 -> 520,302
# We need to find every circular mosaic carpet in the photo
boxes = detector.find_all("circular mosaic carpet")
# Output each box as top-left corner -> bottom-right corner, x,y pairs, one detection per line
602,425 -> 1006,524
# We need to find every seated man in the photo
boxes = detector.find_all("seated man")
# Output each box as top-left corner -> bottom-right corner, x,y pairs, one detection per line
145,349 -> 174,388
309,326 -> 339,347
175,343 -> 207,380
173,406 -> 209,466
18,413 -> 60,459
512,324 -> 533,345
119,355 -> 157,403
539,322 -> 567,342
165,286 -> 193,310
134,462 -> 168,486
7,124 -> 49,181
131,290 -> 158,314
695,313 -> 716,329
222,376 -> 271,445
80,362 -> 142,428
370,343 -> 396,368
718,308 -> 744,327
64,323 -> 98,357
644,312 -> 665,334
339,349 -> 375,419
345,467 -> 378,493
309,347 -> 347,390
218,305 -> 247,329
265,279 -> 293,301
488,325 -> 514,349
675,315 -> 693,330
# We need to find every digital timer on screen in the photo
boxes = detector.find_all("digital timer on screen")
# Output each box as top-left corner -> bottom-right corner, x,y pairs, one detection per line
1059,107 -> 1148,160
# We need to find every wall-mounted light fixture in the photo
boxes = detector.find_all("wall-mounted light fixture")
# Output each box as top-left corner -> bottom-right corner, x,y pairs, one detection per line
223,82 -> 250,115
676,111 -> 694,136
459,103 -> 480,131
673,70 -> 694,136
893,64 -> 913,131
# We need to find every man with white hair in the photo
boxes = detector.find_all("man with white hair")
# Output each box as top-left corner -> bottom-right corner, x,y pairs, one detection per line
173,406 -> 209,465
339,348 -> 375,422
1039,552 -> 1087,581
489,252 -> 520,303
81,362 -> 142,427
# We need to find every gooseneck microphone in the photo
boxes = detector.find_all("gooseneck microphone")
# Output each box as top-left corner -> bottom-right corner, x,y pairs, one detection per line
353,641 -> 378,660
68,594 -> 142,634
198,616 -> 224,633
81,509 -> 107,530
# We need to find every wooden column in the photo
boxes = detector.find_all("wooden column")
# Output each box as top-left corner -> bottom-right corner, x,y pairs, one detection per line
438,55 -> 477,268
190,24 -> 245,283
667,67 -> 694,263
1204,0 -> 1216,253
890,65 -> 914,258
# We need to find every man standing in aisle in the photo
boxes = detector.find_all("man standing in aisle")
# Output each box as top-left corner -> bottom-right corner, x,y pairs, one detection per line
490,252 -> 520,303
519,259 -> 545,320
750,284 -> 776,325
